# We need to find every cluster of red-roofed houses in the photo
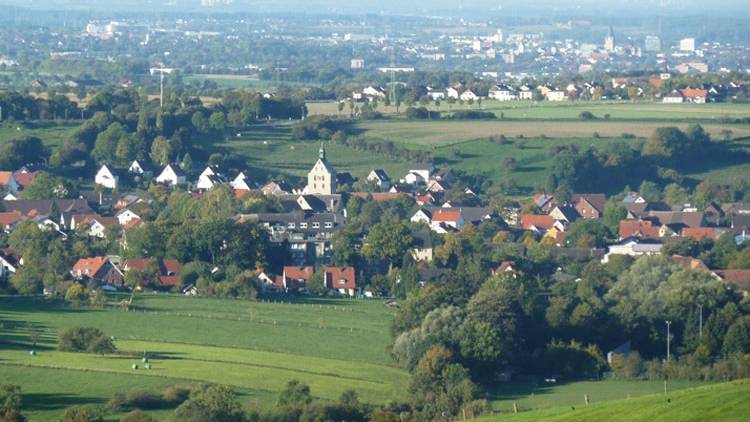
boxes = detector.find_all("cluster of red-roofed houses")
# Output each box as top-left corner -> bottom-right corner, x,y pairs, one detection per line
512,191 -> 750,292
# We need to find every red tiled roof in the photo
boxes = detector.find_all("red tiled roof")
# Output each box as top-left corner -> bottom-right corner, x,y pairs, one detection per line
123,217 -> 143,231
13,171 -> 38,187
72,257 -> 108,278
0,171 -> 14,186
716,270 -> 750,293
432,209 -> 462,223
162,259 -> 180,275
234,188 -> 251,199
159,276 -> 182,286
620,219 -> 661,239
0,211 -> 24,227
670,255 -> 711,272
680,88 -> 708,99
682,227 -> 719,241
325,267 -> 356,290
520,214 -> 555,230
283,266 -> 314,281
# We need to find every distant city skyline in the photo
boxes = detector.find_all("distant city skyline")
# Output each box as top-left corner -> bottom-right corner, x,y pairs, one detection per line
2,0 -> 749,16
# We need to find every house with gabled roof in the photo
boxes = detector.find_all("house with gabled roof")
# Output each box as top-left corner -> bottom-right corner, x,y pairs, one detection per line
0,171 -> 20,194
520,214 -> 556,232
95,164 -> 120,190
12,170 -> 38,190
0,211 -> 25,232
128,160 -> 153,177
367,169 -> 391,189
281,266 -> 314,291
325,266 -> 356,296
230,172 -> 251,191
620,219 -> 661,240
573,194 -> 607,219
71,256 -> 124,288
155,164 -> 186,186
0,248 -> 21,280
123,258 -> 181,288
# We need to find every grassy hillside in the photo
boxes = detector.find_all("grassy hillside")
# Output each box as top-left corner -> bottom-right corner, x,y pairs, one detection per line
476,379 -> 750,422
0,294 -> 409,421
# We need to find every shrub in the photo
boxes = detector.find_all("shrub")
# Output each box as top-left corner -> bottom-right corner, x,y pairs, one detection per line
578,111 -> 596,120
161,385 -> 194,405
58,327 -> 116,354
60,405 -> 104,422
450,110 -> 495,120
120,409 -> 156,422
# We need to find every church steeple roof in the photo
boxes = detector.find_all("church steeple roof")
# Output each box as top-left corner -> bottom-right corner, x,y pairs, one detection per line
319,143 -> 326,161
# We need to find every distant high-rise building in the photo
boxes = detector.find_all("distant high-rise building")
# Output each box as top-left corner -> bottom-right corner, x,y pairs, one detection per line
679,38 -> 696,52
645,35 -> 662,52
350,59 -> 365,70
604,26 -> 615,52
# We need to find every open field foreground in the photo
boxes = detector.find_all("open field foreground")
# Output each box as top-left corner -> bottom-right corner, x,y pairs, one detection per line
475,379 -> 750,422
0,295 -> 726,421
0,294 -> 408,420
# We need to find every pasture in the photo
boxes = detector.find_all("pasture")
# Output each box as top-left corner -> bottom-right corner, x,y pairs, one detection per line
476,379 -> 750,422
307,99 -> 750,121
0,122 -> 80,148
0,294 -> 409,421
354,119 -> 750,145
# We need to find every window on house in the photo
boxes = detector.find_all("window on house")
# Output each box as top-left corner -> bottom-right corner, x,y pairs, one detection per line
324,222 -> 333,228
299,222 -> 308,229
287,222 -> 295,229
312,222 -> 320,229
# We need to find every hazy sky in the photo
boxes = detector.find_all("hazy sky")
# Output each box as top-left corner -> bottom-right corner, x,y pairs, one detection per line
2,0 -> 749,16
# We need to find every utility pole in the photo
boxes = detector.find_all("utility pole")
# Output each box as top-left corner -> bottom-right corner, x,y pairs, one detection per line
150,67 -> 174,110
666,320 -> 672,362
698,304 -> 703,338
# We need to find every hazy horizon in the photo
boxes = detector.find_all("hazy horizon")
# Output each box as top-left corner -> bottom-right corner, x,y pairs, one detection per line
2,0 -> 749,17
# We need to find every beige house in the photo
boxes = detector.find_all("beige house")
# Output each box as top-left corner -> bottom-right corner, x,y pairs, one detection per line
306,145 -> 336,195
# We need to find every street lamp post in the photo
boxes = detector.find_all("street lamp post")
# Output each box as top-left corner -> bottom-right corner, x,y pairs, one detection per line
666,320 -> 672,362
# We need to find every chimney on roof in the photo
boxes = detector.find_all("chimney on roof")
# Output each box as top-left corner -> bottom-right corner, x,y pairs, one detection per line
99,191 -> 103,206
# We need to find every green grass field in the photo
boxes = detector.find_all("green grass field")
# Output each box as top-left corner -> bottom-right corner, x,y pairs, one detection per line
476,379 -> 750,422
0,294 -> 409,421
308,100 -> 750,121
0,122 -> 80,148
0,295 -> 734,421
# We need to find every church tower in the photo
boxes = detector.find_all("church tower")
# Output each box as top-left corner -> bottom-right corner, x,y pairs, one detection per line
604,26 -> 615,52
306,144 -> 336,195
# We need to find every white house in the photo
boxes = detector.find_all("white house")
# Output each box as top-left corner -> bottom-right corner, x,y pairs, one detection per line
403,163 -> 433,185
662,90 -> 684,104
410,209 -> 432,225
94,165 -> 119,190
362,86 -> 386,99
518,85 -> 534,100
155,165 -> 186,186
0,249 -> 21,279
545,90 -> 567,101
115,209 -> 140,226
196,167 -> 225,191
446,87 -> 460,99
367,169 -> 391,189
460,90 -> 479,102
489,85 -> 517,101
230,172 -> 251,191
128,160 -> 152,177
602,238 -> 663,263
